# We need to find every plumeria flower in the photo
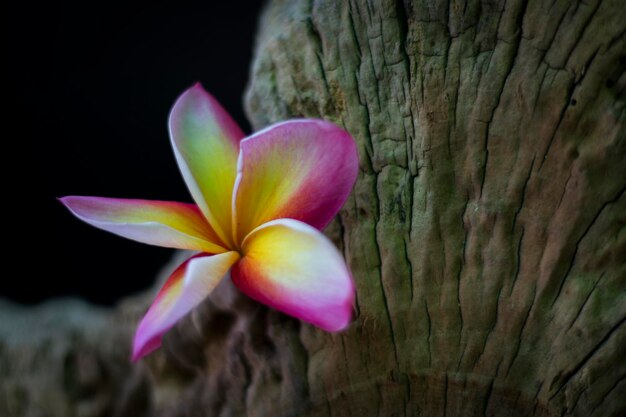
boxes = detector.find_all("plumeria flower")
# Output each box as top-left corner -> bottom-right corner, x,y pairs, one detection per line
61,84 -> 359,361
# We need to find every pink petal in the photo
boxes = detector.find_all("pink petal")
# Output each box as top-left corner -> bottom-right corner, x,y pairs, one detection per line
169,83 -> 245,247
132,251 -> 240,360
60,196 -> 226,253
232,218 -> 354,332
232,119 -> 358,242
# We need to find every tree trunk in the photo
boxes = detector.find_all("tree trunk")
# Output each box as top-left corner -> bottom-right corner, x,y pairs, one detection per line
241,0 -> 626,416
1,1 -> 624,416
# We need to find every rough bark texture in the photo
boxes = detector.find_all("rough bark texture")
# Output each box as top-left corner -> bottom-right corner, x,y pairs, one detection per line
1,0 -> 625,416
0,298 -> 150,417
242,0 -> 626,415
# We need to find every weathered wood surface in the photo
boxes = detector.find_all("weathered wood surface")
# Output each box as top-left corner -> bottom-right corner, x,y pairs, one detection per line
242,0 -> 626,415
1,1 -> 624,416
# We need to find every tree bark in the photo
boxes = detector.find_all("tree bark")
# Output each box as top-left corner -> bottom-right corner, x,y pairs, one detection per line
1,1 -> 624,416
241,0 -> 626,416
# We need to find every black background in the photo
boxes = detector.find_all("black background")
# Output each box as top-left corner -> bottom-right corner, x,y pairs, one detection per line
5,1 -> 264,305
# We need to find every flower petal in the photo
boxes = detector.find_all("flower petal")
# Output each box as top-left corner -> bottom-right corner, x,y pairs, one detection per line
233,119 -> 358,242
60,196 -> 226,253
232,218 -> 354,331
169,84 -> 245,247
132,251 -> 240,361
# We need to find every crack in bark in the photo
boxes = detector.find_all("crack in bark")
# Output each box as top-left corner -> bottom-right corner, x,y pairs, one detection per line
425,298 -> 432,368
564,0 -> 604,69
403,237 -> 415,301
551,185 -> 626,306
537,78 -> 576,171
588,372 -> 626,416
457,195 -> 470,359
479,19 -> 524,199
566,271 -> 604,331
505,283 -> 537,377
549,315 -> 626,400
483,377 -> 495,417
510,226 -> 525,296
556,170 -> 573,210
474,283 -> 504,371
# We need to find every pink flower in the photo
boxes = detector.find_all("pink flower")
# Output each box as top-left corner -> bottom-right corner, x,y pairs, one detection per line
61,84 -> 359,361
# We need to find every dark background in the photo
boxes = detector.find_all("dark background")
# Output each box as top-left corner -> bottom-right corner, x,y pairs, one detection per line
5,1 -> 264,305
